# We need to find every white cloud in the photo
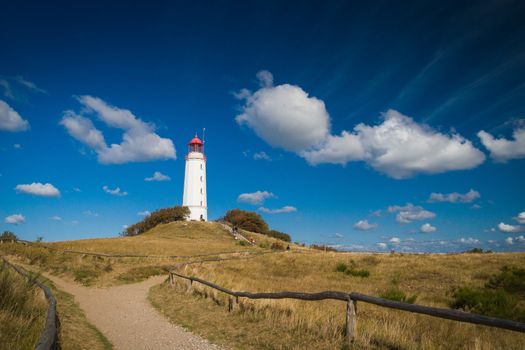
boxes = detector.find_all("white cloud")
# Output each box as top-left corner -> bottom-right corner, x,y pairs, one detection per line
478,124 -> 525,162
144,171 -> 171,182
259,206 -> 297,214
13,143 -> 21,149
50,215 -> 62,221
138,211 -> 151,216
505,237 -> 514,245
428,189 -> 480,203
60,96 -> 176,164
102,185 -> 128,196
83,210 -> 99,217
388,203 -> 436,223
15,182 -> 60,197
420,223 -> 437,233
235,75 -> 331,152
256,70 -> 274,88
0,100 -> 30,132
458,237 -> 480,245
5,214 -> 25,225
0,79 -> 14,98
498,222 -> 524,233
516,235 -> 525,243
73,187 -> 81,192
353,219 -> 377,231
514,211 -> 525,224
377,242 -> 388,249
389,237 -> 401,244
253,151 -> 272,161
237,191 -> 275,205
235,73 -> 485,179
471,204 -> 482,209
14,76 -> 47,94
333,233 -> 344,238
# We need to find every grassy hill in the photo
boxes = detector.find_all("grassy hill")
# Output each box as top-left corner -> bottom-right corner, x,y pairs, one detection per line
2,221 -> 525,349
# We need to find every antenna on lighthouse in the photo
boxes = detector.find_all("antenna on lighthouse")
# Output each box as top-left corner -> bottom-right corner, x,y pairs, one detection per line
202,128 -> 206,144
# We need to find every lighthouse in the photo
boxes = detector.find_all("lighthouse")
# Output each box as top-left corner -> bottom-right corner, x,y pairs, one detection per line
182,134 -> 207,221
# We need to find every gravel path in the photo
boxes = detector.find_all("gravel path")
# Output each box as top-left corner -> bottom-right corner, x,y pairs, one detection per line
43,273 -> 223,350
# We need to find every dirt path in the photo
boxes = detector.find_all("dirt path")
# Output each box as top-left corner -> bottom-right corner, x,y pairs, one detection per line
43,273 -> 223,350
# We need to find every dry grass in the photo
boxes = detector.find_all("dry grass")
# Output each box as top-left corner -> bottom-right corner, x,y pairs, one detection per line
0,221 -> 260,287
151,251 -> 525,349
0,262 -> 46,350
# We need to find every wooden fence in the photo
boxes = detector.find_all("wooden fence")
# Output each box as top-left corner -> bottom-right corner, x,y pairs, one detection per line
1,257 -> 59,350
169,270 -> 525,347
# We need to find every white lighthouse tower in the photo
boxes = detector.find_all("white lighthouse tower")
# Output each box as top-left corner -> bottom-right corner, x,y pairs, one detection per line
182,134 -> 207,221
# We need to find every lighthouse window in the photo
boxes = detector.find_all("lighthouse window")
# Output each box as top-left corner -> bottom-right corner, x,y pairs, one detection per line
200,176 -> 202,182
200,188 -> 203,194
200,164 -> 203,170
200,201 -> 203,206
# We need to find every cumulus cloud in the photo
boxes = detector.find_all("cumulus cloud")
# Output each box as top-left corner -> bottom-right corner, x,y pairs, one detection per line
388,203 -> 436,223
253,151 -> 272,161
458,237 -> 480,245
389,237 -> 401,244
505,237 -> 514,245
516,235 -> 525,243
259,206 -> 297,214
51,215 -> 62,221
60,96 -> 176,164
353,219 -> 377,231
478,124 -> 525,162
420,223 -> 437,233
15,182 -> 60,197
235,74 -> 330,152
5,214 -> 25,225
102,185 -> 128,196
138,211 -> 151,216
0,100 -> 30,132
235,73 -> 485,178
237,191 -> 275,205
428,189 -> 480,203
498,222 -> 524,233
256,70 -> 274,88
83,210 -> 99,217
144,171 -> 171,182
377,242 -> 388,249
514,211 -> 525,224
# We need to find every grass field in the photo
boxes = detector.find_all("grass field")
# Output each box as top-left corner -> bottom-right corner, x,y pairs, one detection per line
150,250 -> 525,349
3,221 -> 525,349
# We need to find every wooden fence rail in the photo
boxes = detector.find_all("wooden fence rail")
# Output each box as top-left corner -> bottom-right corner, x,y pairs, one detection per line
1,257 -> 59,350
169,270 -> 525,347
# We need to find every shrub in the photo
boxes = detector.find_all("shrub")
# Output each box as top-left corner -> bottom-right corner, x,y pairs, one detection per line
238,240 -> 249,246
335,261 -> 370,278
0,231 -> 17,241
380,287 -> 417,304
486,265 -> 525,295
223,209 -> 269,234
310,244 -> 338,252
258,241 -> 270,249
464,248 -> 492,254
123,206 -> 190,236
451,287 -> 523,320
266,230 -> 291,242
270,242 -> 285,250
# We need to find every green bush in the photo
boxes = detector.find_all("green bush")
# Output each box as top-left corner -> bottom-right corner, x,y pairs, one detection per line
335,261 -> 370,278
270,242 -> 285,250
451,287 -> 524,320
266,230 -> 291,242
380,287 -> 417,304
486,266 -> 525,295
223,209 -> 269,234
123,206 -> 190,236
0,231 -> 17,241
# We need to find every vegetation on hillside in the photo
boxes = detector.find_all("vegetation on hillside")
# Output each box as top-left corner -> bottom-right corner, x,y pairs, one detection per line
0,262 -> 46,349
1,230 -> 18,241
223,209 -> 292,242
123,206 -> 190,236
451,265 -> 525,321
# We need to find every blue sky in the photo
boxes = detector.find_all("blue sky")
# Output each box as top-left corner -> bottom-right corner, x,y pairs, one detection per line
1,0 -> 525,252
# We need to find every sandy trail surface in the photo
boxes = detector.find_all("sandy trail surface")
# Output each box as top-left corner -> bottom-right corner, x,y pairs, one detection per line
43,273 -> 223,350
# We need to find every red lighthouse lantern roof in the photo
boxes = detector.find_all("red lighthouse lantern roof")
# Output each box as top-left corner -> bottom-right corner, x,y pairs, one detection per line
188,135 -> 203,145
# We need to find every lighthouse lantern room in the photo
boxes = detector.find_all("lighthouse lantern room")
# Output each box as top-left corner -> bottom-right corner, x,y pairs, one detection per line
182,134 -> 207,221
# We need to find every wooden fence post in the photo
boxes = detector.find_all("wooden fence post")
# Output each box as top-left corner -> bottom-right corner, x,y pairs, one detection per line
228,296 -> 238,312
346,297 -> 357,345
187,278 -> 193,293
169,273 -> 174,286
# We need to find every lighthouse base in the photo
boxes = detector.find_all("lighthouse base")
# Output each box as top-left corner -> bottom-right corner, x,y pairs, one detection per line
186,205 -> 208,222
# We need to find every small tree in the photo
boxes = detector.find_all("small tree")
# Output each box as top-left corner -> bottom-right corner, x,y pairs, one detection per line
0,231 -> 17,241
123,206 -> 190,236
223,209 -> 269,234
266,229 -> 291,242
